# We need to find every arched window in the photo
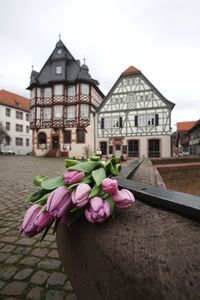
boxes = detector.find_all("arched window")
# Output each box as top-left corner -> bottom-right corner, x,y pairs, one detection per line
38,132 -> 47,148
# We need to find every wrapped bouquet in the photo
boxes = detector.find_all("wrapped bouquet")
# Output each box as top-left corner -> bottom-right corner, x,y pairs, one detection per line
20,156 -> 135,240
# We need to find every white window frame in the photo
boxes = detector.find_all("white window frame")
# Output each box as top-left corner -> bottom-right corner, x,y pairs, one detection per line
67,106 -> 76,119
56,65 -> 62,75
43,108 -> 52,120
138,114 -> 146,127
44,88 -> 52,98
80,104 -> 89,118
30,108 -> 35,122
81,83 -> 89,95
57,49 -> 62,55
147,113 -> 155,126
104,117 -> 111,129
54,85 -> 63,96
68,86 -> 75,97
54,105 -> 63,119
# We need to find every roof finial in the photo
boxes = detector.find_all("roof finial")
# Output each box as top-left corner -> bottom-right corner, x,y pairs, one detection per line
31,64 -> 34,71
83,57 -> 86,64
59,33 -> 61,41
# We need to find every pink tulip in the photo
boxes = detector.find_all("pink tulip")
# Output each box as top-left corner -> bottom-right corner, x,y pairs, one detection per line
112,188 -> 135,209
47,186 -> 72,218
20,204 -> 42,237
85,197 -> 111,223
33,207 -> 54,232
64,170 -> 85,185
71,183 -> 91,207
102,178 -> 118,195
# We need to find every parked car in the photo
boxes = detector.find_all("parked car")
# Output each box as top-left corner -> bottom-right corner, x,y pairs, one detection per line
0,149 -> 15,155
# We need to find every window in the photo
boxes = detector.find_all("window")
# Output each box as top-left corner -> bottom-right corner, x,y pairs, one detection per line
77,128 -> 85,143
138,114 -> 146,126
100,118 -> 104,129
100,141 -> 107,155
81,84 -> 89,95
26,114 -> 29,121
6,108 -> 11,117
56,65 -> 62,74
44,88 -> 52,98
57,49 -> 62,55
16,111 -> 23,120
64,131 -> 71,143
68,86 -> 75,97
26,126 -> 29,133
148,139 -> 160,157
16,124 -> 23,132
54,85 -> 62,96
109,145 -> 113,154
127,94 -> 136,109
67,106 -> 76,119
54,105 -> 63,119
6,136 -> 10,145
147,114 -> 155,126
31,88 -> 36,99
38,132 -> 46,145
16,137 -> 23,146
26,139 -> 30,146
80,104 -> 89,118
30,108 -> 35,122
43,108 -> 51,120
6,122 -> 10,131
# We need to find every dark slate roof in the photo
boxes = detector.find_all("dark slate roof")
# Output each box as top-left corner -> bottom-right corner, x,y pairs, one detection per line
28,39 -> 99,89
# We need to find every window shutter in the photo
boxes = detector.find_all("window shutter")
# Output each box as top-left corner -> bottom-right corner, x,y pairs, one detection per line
119,117 -> 123,128
135,116 -> 138,127
101,118 -> 104,129
155,114 -> 159,126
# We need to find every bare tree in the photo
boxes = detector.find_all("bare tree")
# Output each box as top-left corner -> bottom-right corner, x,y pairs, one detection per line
0,122 -> 11,152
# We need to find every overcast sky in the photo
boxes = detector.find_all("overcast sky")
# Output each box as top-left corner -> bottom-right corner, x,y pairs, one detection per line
0,0 -> 200,130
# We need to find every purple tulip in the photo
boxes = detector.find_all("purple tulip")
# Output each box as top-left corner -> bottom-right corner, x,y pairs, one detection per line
102,178 -> 118,195
20,204 -> 42,237
64,170 -> 85,185
33,207 -> 54,232
85,197 -> 111,223
112,188 -> 135,209
71,183 -> 91,207
47,186 -> 72,218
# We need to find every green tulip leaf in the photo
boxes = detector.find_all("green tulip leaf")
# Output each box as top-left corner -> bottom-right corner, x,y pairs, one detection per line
65,159 -> 81,169
33,175 -> 48,187
67,161 -> 99,173
35,193 -> 50,205
26,189 -> 47,203
92,167 -> 106,186
90,156 -> 101,161
41,176 -> 65,190
89,184 -> 101,198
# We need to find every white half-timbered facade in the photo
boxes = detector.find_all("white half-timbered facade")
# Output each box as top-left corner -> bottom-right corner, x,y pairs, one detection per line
97,66 -> 175,158
28,39 -> 104,158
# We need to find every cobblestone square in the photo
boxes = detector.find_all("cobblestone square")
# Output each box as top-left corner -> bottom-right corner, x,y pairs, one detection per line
0,156 -> 77,300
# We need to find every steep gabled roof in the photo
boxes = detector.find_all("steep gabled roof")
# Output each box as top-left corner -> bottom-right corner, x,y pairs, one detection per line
0,89 -> 30,112
177,121 -> 197,132
27,39 -> 99,89
97,65 -> 175,112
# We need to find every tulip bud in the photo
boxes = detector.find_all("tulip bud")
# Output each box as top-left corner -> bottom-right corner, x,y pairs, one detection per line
71,183 -> 91,207
112,188 -> 135,209
64,170 -> 85,185
85,197 -> 111,223
102,178 -> 118,195
20,204 -> 42,237
33,207 -> 54,232
47,186 -> 72,218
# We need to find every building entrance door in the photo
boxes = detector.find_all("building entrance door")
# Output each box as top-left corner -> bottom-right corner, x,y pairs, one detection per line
148,139 -> 160,157
115,144 -> 122,158
52,135 -> 59,149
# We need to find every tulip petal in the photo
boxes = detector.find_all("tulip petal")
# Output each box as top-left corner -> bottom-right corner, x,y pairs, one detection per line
90,197 -> 103,212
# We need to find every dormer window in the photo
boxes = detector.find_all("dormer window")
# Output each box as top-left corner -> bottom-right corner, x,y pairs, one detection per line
57,49 -> 62,55
56,65 -> 62,74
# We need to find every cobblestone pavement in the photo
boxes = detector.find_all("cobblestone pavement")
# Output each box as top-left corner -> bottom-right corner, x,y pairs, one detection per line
0,156 -> 77,300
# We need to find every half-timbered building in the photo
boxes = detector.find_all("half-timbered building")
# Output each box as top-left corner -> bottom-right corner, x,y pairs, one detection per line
97,66 -> 175,158
28,39 -> 104,157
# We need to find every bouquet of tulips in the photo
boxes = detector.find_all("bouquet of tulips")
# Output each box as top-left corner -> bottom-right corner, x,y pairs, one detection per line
20,156 -> 135,240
